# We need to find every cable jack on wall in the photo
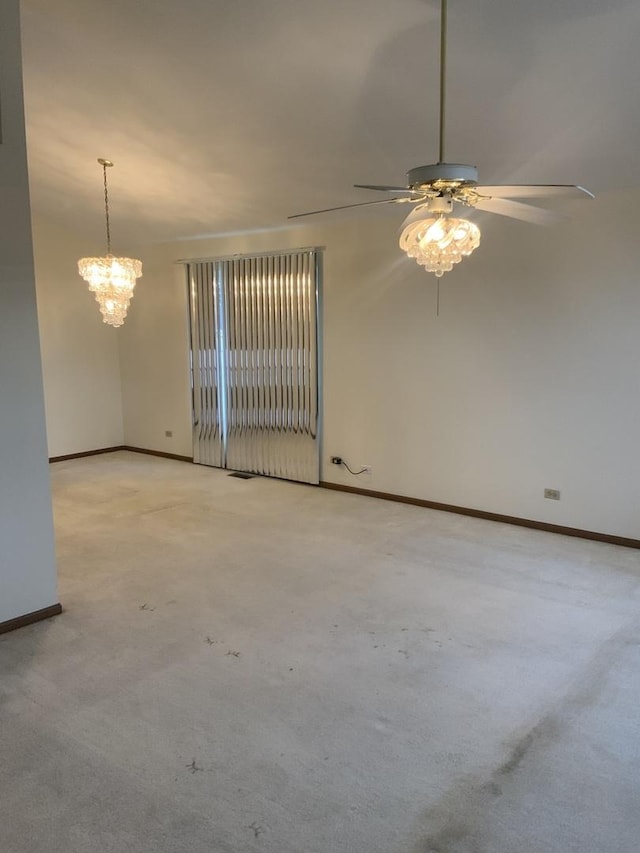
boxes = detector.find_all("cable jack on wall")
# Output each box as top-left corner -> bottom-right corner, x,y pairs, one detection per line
330,456 -> 371,476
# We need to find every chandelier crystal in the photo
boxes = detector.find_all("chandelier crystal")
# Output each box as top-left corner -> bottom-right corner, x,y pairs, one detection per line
77,255 -> 143,326
399,209 -> 480,277
78,159 -> 142,327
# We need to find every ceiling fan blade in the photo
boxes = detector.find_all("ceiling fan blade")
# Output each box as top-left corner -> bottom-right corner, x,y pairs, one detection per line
474,184 -> 594,199
474,197 -> 564,226
288,197 -> 411,219
354,184 -> 421,195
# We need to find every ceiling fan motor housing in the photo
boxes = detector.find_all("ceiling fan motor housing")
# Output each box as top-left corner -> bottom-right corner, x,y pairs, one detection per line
407,163 -> 478,191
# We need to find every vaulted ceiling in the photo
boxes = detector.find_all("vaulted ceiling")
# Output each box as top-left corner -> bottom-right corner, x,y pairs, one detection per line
20,0 -> 640,247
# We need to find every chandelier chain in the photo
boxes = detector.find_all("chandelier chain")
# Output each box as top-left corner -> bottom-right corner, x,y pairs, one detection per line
78,157 -> 142,327
102,162 -> 111,255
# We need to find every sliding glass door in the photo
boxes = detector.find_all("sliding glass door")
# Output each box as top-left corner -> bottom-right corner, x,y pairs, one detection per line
187,249 -> 321,484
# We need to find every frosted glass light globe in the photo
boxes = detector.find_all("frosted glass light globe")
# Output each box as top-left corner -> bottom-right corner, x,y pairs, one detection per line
399,213 -> 480,277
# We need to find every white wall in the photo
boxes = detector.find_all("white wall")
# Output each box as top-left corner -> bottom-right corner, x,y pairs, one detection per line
0,0 -> 57,623
118,244 -> 193,454
32,215 -> 124,457
119,192 -> 640,540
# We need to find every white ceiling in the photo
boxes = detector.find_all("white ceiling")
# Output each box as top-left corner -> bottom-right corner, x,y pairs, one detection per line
20,0 -> 640,248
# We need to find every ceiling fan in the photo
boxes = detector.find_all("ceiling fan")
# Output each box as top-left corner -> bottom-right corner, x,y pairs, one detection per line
289,0 -> 593,277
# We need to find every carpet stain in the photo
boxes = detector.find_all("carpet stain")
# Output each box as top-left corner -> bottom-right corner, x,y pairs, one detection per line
186,759 -> 203,774
415,618 -> 640,853
247,822 -> 264,838
226,649 -> 241,657
423,825 -> 480,853
496,718 -> 560,779
417,773 -> 504,853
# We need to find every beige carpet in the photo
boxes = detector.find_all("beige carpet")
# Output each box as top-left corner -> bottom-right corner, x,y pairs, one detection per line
1,450 -> 639,852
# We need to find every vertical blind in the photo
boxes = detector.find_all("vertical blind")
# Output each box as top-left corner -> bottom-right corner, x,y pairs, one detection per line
187,249 -> 320,484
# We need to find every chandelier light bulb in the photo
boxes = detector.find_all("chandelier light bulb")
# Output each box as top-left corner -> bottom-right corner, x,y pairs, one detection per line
399,210 -> 480,277
424,219 -> 446,242
77,159 -> 142,327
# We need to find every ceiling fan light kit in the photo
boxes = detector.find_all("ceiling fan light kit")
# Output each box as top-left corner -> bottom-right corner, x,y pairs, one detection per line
399,210 -> 480,277
289,0 -> 593,278
77,158 -> 143,327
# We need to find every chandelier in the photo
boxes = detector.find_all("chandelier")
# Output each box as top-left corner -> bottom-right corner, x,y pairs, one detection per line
78,159 -> 142,327
399,204 -> 480,277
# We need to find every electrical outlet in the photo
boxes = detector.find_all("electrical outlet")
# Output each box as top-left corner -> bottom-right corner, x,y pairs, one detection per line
330,456 -> 342,465
544,488 -> 561,500
165,430 -> 173,438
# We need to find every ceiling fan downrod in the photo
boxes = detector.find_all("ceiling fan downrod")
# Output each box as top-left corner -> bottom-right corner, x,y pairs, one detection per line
438,0 -> 448,164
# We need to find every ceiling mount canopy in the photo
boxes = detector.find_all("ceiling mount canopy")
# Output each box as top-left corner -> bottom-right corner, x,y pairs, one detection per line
77,158 -> 142,327
289,0 -> 593,277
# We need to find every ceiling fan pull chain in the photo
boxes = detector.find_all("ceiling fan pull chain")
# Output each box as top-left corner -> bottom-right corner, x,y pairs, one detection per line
438,0 -> 448,164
